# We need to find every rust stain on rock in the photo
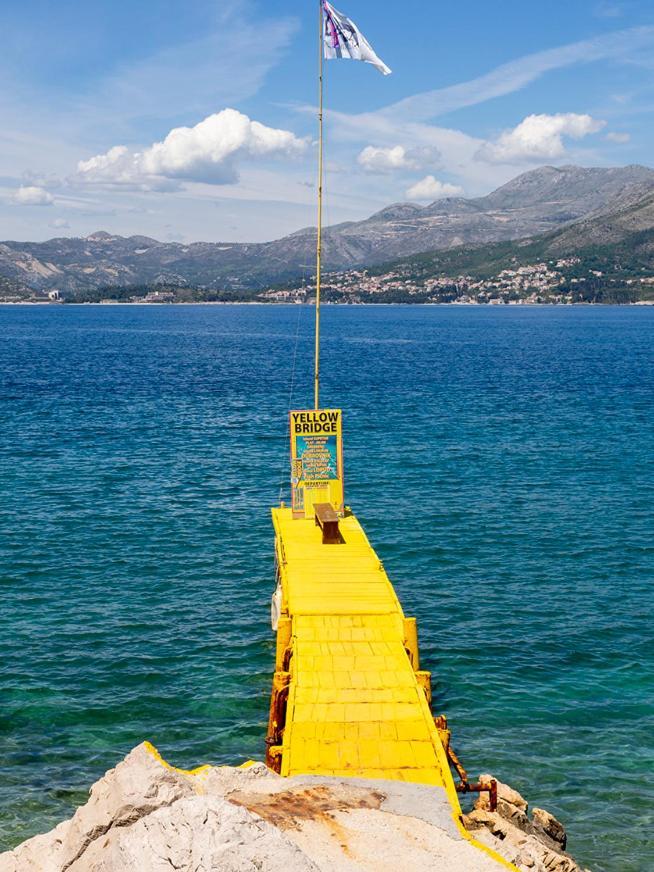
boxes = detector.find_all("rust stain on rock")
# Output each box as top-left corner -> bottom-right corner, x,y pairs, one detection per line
227,785 -> 386,833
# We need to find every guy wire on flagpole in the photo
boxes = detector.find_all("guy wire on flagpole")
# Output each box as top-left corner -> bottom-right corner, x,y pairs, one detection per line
314,0 -> 324,411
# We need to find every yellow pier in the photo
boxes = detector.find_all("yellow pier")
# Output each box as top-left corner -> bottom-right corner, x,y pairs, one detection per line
267,507 -> 455,791
267,404 -> 518,870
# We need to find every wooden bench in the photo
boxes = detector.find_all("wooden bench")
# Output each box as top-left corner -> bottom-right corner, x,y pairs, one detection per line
313,502 -> 342,545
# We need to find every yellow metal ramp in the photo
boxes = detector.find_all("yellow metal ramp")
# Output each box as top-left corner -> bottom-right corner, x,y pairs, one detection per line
268,508 -> 453,788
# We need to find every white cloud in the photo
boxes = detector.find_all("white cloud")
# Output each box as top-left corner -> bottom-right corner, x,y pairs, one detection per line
406,176 -> 464,201
315,26 -> 654,205
12,185 -> 54,205
357,144 -> 441,173
375,26 -> 654,123
478,113 -> 606,163
50,217 -> 70,229
358,145 -> 412,172
76,109 -> 307,190
3,9 -> 652,242
606,131 -> 631,143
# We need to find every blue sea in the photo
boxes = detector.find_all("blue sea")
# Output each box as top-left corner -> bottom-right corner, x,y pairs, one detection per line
0,304 -> 652,871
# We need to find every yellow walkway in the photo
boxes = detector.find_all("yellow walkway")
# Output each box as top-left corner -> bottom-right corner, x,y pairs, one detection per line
269,507 -> 456,793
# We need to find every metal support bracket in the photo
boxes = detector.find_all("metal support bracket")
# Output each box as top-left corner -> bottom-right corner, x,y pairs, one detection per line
434,714 -> 498,811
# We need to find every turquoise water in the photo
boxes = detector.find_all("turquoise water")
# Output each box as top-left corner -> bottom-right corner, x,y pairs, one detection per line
0,304 -> 652,870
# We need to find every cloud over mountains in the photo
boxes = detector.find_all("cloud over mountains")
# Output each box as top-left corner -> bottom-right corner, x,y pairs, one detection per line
76,109 -> 308,190
479,113 -> 606,163
406,176 -> 463,201
357,145 -> 441,173
0,2 -> 651,242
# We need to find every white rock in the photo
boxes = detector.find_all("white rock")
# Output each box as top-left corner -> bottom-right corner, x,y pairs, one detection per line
467,774 -> 586,872
0,744 -> 511,872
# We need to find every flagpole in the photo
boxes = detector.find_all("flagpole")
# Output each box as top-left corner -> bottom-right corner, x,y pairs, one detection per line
314,0 -> 324,411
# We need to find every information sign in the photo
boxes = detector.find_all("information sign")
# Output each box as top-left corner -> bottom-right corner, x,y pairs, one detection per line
289,409 -> 344,517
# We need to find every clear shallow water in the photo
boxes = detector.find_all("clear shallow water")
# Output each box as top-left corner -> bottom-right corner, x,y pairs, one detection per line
0,304 -> 652,870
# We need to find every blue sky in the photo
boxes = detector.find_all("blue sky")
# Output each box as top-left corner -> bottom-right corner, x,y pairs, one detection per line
1,0 -> 654,242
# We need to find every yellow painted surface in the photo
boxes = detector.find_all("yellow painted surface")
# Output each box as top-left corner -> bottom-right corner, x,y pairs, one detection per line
271,508 -> 453,789
269,506 -> 519,871
144,742 -> 210,778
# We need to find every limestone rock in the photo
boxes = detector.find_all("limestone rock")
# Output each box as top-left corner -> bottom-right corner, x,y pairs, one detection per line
532,808 -> 567,850
0,748 -> 590,872
0,744 -> 510,872
464,774 -> 590,872
0,744 -> 196,872
476,773 -> 530,830
66,797 -> 320,872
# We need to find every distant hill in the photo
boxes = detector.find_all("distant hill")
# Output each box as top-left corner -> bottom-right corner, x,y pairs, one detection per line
0,274 -> 32,300
2,164 -> 654,298
375,183 -> 654,276
545,187 -> 654,253
312,185 -> 654,304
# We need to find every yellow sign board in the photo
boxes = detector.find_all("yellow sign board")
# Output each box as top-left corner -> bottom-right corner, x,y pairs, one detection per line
290,409 -> 344,518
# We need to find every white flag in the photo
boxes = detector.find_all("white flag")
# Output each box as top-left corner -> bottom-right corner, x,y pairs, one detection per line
323,1 -> 392,76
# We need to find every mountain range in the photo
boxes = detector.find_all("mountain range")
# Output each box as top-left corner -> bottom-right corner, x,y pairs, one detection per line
2,164 -> 654,298
374,180 -> 654,277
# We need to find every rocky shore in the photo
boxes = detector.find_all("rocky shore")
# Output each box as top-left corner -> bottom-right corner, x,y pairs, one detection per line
0,744 -> 589,872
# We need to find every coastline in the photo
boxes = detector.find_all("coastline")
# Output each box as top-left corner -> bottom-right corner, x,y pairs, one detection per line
1,300 -> 653,307
0,744 -> 589,872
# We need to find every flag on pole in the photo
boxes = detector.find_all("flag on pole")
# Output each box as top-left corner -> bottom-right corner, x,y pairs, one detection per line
322,1 -> 392,76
